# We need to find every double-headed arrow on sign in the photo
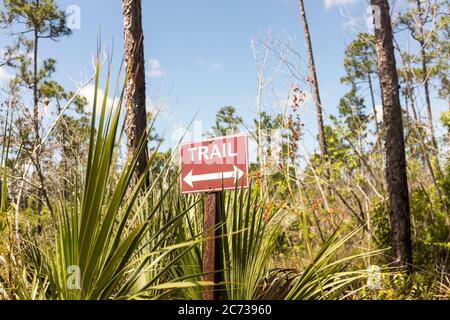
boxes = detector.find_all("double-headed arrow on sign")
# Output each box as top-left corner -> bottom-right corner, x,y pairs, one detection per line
183,165 -> 244,188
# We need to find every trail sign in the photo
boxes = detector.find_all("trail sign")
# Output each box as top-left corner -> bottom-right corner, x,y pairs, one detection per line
180,134 -> 248,299
179,133 -> 248,194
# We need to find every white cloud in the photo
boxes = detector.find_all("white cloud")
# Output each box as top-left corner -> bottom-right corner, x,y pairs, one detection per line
146,99 -> 174,120
209,63 -> 224,71
78,84 -> 114,113
343,16 -> 362,29
324,0 -> 358,10
147,59 -> 165,78
196,58 -> 224,72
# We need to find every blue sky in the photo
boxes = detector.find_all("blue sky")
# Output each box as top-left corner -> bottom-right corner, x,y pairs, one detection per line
0,0 -> 447,154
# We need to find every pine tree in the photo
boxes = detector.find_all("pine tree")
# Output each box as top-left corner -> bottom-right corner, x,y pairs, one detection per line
397,0 -> 448,156
341,33 -> 381,142
0,0 -> 72,212
371,0 -> 413,272
296,0 -> 328,163
212,106 -> 242,137
338,84 -> 369,144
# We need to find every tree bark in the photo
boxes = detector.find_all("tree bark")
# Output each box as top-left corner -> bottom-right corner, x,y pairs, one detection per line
370,0 -> 413,272
122,0 -> 149,185
296,0 -> 328,162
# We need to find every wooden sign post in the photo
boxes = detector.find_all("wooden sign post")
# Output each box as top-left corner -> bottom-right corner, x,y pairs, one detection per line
202,192 -> 221,300
179,134 -> 249,300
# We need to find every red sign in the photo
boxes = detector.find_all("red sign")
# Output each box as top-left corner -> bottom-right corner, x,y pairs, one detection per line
180,133 -> 249,194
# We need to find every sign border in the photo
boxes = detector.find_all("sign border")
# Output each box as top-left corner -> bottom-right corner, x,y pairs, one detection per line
179,133 -> 249,194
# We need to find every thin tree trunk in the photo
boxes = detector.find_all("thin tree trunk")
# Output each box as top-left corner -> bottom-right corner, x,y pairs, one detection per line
409,83 -> 419,122
416,0 -> 439,157
368,72 -> 380,134
56,100 -> 69,200
407,71 -> 445,210
420,50 -> 438,150
371,0 -> 413,272
33,3 -> 45,213
367,71 -> 383,153
122,0 -> 149,186
296,0 -> 328,162
33,28 -> 40,147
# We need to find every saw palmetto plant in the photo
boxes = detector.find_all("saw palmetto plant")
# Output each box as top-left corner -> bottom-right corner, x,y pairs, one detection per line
15,60 -> 205,300
0,59 -> 401,301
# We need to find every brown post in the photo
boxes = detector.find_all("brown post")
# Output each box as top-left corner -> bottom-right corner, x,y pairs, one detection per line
202,192 -> 221,300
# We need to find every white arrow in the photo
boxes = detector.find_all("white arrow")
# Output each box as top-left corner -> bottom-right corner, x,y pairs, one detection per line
183,166 -> 244,188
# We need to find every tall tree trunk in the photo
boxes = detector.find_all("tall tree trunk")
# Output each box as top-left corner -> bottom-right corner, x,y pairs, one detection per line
32,25 -> 51,214
406,72 -> 419,122
33,1 -> 44,213
416,0 -> 439,156
371,0 -> 413,272
367,70 -> 383,152
296,0 -> 328,162
122,0 -> 149,185
368,72 -> 380,134
33,28 -> 40,147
